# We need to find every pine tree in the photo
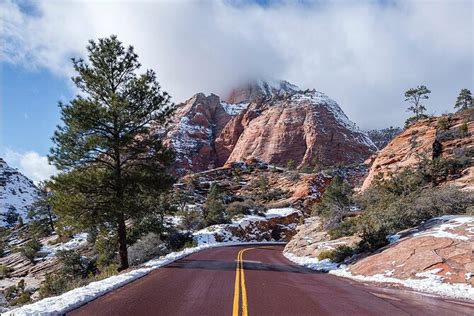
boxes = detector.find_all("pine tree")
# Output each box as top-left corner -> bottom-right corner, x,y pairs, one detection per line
203,184 -> 226,226
48,36 -> 175,270
454,88 -> 473,111
28,182 -> 56,237
404,85 -> 431,119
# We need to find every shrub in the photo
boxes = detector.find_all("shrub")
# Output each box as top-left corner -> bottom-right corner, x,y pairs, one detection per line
328,217 -> 358,240
128,233 -> 166,266
57,250 -> 96,278
203,184 -> 227,226
0,264 -> 13,279
10,292 -> 31,306
459,122 -> 469,137
312,176 -> 353,229
39,273 -> 70,298
4,207 -> 19,226
179,209 -> 204,231
317,245 -> 354,263
20,239 -> 42,264
166,231 -> 194,251
437,116 -> 450,130
94,231 -> 117,268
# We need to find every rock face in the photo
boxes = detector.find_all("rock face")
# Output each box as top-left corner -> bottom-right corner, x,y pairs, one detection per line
163,93 -> 245,175
284,216 -> 361,257
165,80 -> 376,175
361,110 -> 474,191
366,127 -> 402,150
349,216 -> 474,286
0,158 -> 39,226
218,90 -> 376,168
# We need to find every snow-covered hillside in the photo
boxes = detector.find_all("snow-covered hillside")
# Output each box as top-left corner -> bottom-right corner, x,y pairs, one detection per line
0,158 -> 39,226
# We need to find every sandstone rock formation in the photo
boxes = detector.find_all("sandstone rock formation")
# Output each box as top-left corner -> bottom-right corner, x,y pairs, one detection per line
164,80 -> 376,175
361,110 -> 474,191
218,90 -> 376,169
284,216 -> 361,258
349,216 -> 474,286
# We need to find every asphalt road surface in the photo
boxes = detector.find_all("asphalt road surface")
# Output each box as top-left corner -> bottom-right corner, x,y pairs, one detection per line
68,245 -> 474,316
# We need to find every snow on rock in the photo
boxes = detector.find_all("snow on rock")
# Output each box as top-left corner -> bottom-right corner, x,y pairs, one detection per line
330,267 -> 474,301
0,158 -> 39,227
221,101 -> 249,116
265,207 -> 299,219
283,252 -> 339,272
40,233 -> 89,258
194,208 -> 302,246
5,241 -> 283,316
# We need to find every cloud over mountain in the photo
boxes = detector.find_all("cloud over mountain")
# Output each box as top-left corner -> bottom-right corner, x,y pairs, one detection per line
1,0 -> 472,129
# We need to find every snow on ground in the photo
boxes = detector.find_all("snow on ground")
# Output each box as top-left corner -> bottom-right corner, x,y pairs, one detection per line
265,207 -> 299,219
412,216 -> 473,241
6,241 -> 283,316
284,251 -> 474,301
40,233 -> 89,258
193,208 -> 301,245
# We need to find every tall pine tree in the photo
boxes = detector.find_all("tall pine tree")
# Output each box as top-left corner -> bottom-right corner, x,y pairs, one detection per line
49,36 -> 175,270
454,88 -> 473,111
404,85 -> 431,119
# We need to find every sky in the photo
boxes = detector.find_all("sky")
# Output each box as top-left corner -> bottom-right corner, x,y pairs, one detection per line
0,0 -> 473,182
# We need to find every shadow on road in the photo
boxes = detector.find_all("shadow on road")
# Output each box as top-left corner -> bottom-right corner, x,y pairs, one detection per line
164,258 -> 323,274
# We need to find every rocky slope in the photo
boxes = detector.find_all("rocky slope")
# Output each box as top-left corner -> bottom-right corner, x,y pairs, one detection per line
0,158 -> 39,226
164,80 -> 376,175
284,216 -> 360,257
366,127 -> 402,150
349,216 -> 474,286
361,110 -> 474,191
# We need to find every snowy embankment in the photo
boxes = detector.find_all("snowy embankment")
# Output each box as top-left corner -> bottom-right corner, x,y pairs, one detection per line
284,216 -> 474,301
285,252 -> 474,301
6,241 -> 283,316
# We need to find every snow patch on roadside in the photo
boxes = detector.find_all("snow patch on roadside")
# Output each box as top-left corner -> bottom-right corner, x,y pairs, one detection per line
6,241 -> 283,315
330,268 -> 474,301
284,251 -> 474,301
283,252 -> 338,271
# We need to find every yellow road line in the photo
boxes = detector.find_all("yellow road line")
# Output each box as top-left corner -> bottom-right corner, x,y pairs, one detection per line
232,249 -> 242,316
232,247 -> 274,316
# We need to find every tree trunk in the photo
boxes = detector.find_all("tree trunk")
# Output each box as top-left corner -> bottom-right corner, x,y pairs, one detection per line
117,211 -> 129,271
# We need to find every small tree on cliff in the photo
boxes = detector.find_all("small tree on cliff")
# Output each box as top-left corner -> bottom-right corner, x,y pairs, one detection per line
203,184 -> 226,226
404,85 -> 430,124
454,88 -> 473,111
49,36 -> 175,270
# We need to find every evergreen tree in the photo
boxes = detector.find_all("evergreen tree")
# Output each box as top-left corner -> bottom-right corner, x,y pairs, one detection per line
28,182 -> 56,237
203,184 -> 226,226
454,88 -> 473,111
48,36 -> 175,270
404,85 -> 431,119
312,176 -> 353,229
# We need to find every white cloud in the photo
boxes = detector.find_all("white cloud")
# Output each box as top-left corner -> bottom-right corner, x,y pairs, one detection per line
0,0 -> 473,129
3,149 -> 57,183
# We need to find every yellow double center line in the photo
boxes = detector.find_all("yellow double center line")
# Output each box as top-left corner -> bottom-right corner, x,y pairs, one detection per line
232,246 -> 273,316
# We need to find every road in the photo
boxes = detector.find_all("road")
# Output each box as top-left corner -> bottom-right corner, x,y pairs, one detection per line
68,245 -> 474,316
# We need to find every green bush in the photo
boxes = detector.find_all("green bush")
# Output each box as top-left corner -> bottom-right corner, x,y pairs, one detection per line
20,239 -> 42,264
39,273 -> 70,298
57,249 -> 96,278
94,231 -> 118,268
437,116 -> 450,130
317,245 -> 354,263
0,264 -> 13,279
179,209 -> 203,231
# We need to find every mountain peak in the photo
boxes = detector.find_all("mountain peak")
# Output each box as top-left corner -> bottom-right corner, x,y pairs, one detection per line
224,79 -> 300,104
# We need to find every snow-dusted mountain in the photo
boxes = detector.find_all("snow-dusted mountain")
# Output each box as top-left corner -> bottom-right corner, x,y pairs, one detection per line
163,79 -> 376,175
0,158 -> 39,226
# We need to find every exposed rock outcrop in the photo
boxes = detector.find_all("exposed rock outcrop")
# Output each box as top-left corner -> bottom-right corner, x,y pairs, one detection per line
284,216 -> 361,257
361,110 -> 474,191
164,80 -> 376,175
349,216 -> 474,286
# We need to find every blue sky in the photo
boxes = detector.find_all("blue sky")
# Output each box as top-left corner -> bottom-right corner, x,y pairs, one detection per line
0,0 -> 472,182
